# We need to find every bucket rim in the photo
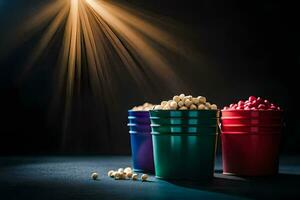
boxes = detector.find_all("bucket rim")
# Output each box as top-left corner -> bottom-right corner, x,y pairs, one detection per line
221,116 -> 283,119
150,124 -> 218,128
221,110 -> 284,113
221,124 -> 282,127
151,131 -> 218,136
128,110 -> 150,113
127,123 -> 150,127
129,130 -> 151,134
150,109 -> 220,113
150,116 -> 219,120
128,116 -> 150,119
221,131 -> 281,135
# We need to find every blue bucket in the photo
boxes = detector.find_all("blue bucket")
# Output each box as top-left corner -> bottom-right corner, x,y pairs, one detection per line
128,110 -> 150,118
129,131 -> 155,173
128,123 -> 152,132
128,116 -> 150,125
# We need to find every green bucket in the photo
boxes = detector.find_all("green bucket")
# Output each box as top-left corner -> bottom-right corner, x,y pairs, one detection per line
149,110 -> 220,118
150,117 -> 218,126
151,125 -> 218,134
151,132 -> 218,180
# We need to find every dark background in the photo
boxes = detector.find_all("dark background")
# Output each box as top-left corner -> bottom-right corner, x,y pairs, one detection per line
0,0 -> 299,155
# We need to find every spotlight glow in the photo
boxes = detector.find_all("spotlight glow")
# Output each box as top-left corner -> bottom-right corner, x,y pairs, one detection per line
20,0 -> 189,137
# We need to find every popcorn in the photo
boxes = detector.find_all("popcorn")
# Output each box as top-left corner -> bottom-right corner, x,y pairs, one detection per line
120,172 -> 126,180
161,101 -> 168,106
179,106 -> 188,110
178,101 -> 184,107
154,105 -> 162,110
210,104 -> 218,110
173,95 -> 181,102
107,167 -> 150,182
126,172 -> 133,178
163,105 -> 171,110
124,167 -> 132,174
198,96 -> 206,104
141,174 -> 148,181
132,102 -> 155,111
114,172 -> 121,180
179,94 -> 185,99
198,104 -> 205,110
184,99 -> 192,107
184,95 -> 192,101
108,170 -> 114,177
205,102 -> 211,108
132,173 -> 138,181
192,97 -> 200,105
153,94 -> 218,110
190,104 -> 197,110
169,101 -> 178,109
91,172 -> 99,180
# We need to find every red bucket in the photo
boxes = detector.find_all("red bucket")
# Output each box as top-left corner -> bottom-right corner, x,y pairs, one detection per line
221,117 -> 282,125
221,110 -> 283,119
221,125 -> 282,133
221,132 -> 281,176
221,110 -> 283,176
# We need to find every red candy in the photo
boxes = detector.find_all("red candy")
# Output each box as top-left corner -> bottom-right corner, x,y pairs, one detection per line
223,96 -> 281,111
244,106 -> 251,110
256,97 -> 263,103
238,101 -> 244,107
248,96 -> 256,102
251,100 -> 258,107
258,104 -> 266,110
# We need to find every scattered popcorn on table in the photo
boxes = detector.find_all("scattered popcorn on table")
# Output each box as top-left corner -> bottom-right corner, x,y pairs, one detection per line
91,172 -> 99,180
132,173 -> 138,181
153,94 -> 218,110
141,174 -> 148,181
124,167 -> 132,174
114,172 -> 121,180
120,172 -> 126,180
126,171 -> 133,178
107,167 -> 150,182
108,170 -> 114,177
118,168 -> 124,173
111,171 -> 117,178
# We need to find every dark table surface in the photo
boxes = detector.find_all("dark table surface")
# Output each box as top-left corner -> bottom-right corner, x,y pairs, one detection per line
0,155 -> 300,200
